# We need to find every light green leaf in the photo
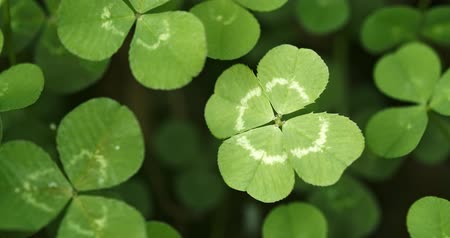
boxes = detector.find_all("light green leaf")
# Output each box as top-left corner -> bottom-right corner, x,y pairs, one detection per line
154,120 -> 200,168
413,116 -> 450,165
361,7 -> 421,53
262,202 -> 327,238
174,169 -> 225,213
56,98 -> 145,191
374,42 -> 441,104
205,64 -> 274,139
430,69 -> 450,116
147,221 -> 180,238
129,0 -> 170,13
283,113 -> 364,186
234,0 -> 287,12
0,63 -> 44,112
257,44 -> 329,114
366,106 -> 428,158
308,176 -> 380,238
35,23 -> 110,94
296,0 -> 350,34
129,11 -> 206,90
57,0 -> 135,60
422,6 -> 450,46
149,0 -> 184,13
0,141 -> 72,231
407,196 -> 450,238
58,196 -> 147,238
190,0 -> 260,60
218,125 -> 294,203
2,0 -> 45,52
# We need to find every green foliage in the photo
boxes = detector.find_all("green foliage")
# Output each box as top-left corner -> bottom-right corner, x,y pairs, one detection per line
295,0 -> 350,35
58,196 -> 146,238
0,141 -> 72,231
262,202 -> 327,238
0,63 -> 44,112
361,6 -> 450,53
0,0 -> 45,52
147,221 -> 181,238
235,0 -> 287,12
0,97 -> 147,236
190,0 -> 260,60
129,11 -> 206,89
413,115 -> 450,165
206,44 -> 364,202
361,6 -> 420,53
35,23 -> 110,94
407,196 -> 450,238
57,98 -> 144,191
58,0 -> 207,90
366,42 -> 450,158
308,176 -> 380,238
129,0 -> 170,13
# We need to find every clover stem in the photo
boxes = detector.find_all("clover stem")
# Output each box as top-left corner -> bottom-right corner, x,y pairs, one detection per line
2,0 -> 15,66
331,32 -> 350,115
417,0 -> 431,11
274,114 -> 284,128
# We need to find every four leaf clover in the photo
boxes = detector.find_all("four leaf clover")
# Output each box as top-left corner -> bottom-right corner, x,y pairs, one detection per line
205,44 -> 365,202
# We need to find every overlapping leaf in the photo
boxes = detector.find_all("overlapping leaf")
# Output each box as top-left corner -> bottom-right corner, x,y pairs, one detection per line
58,0 -> 207,90
407,196 -> 450,238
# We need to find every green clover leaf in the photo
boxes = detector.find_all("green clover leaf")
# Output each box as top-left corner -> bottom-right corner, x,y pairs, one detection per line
367,42 -> 450,158
205,44 -> 365,202
262,202 -> 327,238
146,221 -> 181,238
57,0 -> 207,90
407,196 -> 450,238
0,63 -> 44,112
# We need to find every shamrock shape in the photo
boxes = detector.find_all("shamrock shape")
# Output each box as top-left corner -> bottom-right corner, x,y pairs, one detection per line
366,42 -> 450,158
0,98 -> 147,237
190,0 -> 287,60
57,0 -> 207,90
205,44 -> 365,202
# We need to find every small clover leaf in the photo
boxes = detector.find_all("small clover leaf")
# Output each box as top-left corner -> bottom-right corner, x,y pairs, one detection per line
0,0 -> 45,53
308,176 -> 380,238
374,42 -> 440,104
35,22 -> 110,94
361,6 -> 420,53
262,202 -> 327,238
422,6 -> 450,47
430,69 -> 450,116
58,0 -> 207,90
57,98 -> 145,191
234,0 -> 287,12
58,196 -> 147,238
361,6 -> 450,54
0,63 -> 44,112
190,0 -> 260,60
129,11 -> 207,89
147,221 -> 181,238
367,42 -> 450,158
295,0 -> 350,35
0,141 -> 72,231
407,196 -> 450,238
205,44 -> 364,202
